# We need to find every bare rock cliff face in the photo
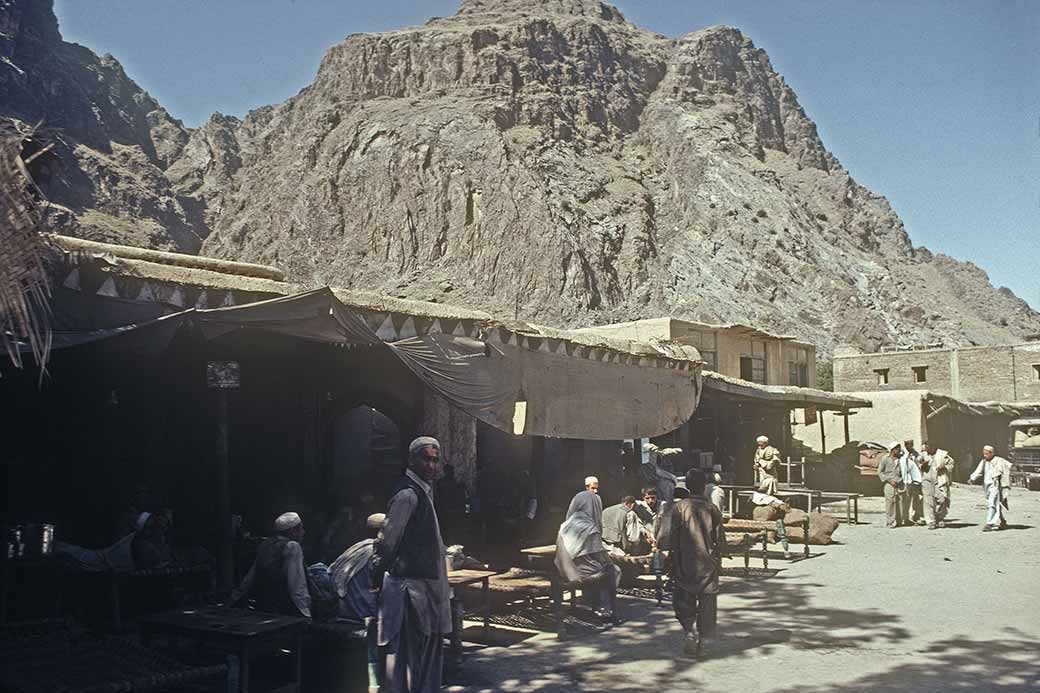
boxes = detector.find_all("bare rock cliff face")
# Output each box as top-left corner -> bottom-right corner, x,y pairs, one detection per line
9,0 -> 1038,353
0,0 -> 202,250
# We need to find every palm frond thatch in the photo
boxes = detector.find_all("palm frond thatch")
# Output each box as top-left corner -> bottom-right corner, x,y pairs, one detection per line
0,120 -> 53,372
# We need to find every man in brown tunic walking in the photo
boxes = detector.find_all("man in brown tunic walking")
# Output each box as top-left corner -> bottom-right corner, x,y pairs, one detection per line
660,468 -> 723,657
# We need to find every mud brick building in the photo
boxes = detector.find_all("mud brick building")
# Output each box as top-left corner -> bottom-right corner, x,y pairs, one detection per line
573,318 -> 817,388
833,341 -> 1040,402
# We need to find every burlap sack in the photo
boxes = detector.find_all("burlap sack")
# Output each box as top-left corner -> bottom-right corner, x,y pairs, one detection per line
750,507 -> 839,545
785,508 -> 840,545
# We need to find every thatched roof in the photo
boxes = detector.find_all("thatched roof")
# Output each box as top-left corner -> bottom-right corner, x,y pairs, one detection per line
1,122 -> 52,371
51,235 -> 704,369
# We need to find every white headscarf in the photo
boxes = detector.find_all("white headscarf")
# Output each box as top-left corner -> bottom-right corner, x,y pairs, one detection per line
557,490 -> 604,560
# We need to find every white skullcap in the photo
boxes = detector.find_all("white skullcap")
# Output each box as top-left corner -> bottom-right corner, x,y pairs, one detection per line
983,444 -> 995,453
409,436 -> 440,455
585,476 -> 599,486
274,511 -> 302,532
366,513 -> 386,530
889,441 -> 902,451
135,512 -> 151,531
756,436 -> 769,444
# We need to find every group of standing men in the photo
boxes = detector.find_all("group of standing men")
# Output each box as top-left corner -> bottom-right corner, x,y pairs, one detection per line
877,439 -> 1014,531
876,439 -> 954,530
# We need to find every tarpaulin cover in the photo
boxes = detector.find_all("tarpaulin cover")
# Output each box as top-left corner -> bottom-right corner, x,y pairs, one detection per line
194,288 -> 381,346
37,287 -> 701,439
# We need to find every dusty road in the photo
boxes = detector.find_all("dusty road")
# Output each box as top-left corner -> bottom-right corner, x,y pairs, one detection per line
447,484 -> 1040,692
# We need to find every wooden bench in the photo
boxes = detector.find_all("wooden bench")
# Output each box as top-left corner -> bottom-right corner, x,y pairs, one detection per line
725,515 -> 811,561
518,546 -> 619,638
817,492 -> 861,524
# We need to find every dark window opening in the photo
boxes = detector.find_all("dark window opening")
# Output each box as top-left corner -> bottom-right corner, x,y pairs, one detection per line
741,356 -> 766,384
701,351 -> 717,372
789,361 -> 809,387
875,368 -> 889,385
1033,364 -> 1040,381
912,366 -> 928,384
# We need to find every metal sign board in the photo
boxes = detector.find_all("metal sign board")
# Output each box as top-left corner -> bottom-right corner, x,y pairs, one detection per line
206,361 -> 241,389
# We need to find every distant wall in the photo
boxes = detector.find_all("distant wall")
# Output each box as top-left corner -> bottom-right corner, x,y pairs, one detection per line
794,390 -> 927,453
834,343 -> 1040,402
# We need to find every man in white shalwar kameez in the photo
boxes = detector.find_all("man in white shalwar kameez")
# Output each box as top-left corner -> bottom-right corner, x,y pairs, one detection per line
968,445 -> 1012,532
372,437 -> 451,692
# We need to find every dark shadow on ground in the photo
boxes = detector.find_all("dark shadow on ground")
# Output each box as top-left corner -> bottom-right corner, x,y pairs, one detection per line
805,630 -> 1040,692
449,571 -> 913,692
997,524 -> 1033,531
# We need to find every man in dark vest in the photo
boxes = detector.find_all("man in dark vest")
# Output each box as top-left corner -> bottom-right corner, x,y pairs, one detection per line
228,511 -> 311,617
372,436 -> 451,692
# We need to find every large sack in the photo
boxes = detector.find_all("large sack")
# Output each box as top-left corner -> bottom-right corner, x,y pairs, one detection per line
784,509 -> 840,545
751,505 -> 783,522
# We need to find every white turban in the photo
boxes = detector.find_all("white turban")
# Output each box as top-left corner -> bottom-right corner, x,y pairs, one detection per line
366,513 -> 386,530
983,445 -> 995,453
409,436 -> 440,456
889,441 -> 902,452
584,475 -> 599,487
756,436 -> 769,444
274,511 -> 302,532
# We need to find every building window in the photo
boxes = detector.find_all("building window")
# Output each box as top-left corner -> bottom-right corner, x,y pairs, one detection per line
789,361 -> 808,387
875,368 -> 889,385
741,356 -> 766,384
1033,364 -> 1040,381
700,351 -> 718,372
912,366 -> 928,384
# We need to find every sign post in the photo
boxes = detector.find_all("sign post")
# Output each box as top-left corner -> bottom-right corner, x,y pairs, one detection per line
207,361 -> 240,592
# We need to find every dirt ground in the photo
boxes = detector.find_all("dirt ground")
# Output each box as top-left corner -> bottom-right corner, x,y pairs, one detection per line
446,483 -> 1040,692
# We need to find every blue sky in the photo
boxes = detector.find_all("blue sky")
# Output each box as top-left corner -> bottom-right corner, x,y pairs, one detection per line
55,0 -> 1039,309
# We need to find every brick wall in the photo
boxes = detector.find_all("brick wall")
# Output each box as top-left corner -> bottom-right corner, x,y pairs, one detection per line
834,349 -> 952,394
1013,343 -> 1040,401
957,347 -> 1015,401
836,343 -> 1040,402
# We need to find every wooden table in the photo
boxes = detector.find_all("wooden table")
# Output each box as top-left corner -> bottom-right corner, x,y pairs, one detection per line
140,606 -> 306,693
818,492 -> 861,524
445,570 -> 497,645
519,544 -> 556,568
723,486 -> 824,515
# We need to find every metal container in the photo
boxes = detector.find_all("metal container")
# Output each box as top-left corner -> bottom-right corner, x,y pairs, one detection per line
21,523 -> 55,557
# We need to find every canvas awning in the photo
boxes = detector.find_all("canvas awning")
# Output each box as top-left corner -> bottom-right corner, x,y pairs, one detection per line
30,286 -> 703,440
702,371 -> 872,411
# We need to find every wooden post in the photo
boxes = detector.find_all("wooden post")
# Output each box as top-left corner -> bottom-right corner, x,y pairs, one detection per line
215,390 -> 232,592
820,410 -> 827,456
843,409 -> 851,445
208,361 -> 240,592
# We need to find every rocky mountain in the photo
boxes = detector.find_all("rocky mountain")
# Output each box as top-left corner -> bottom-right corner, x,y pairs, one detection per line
0,0 -> 202,250
5,0 -> 1038,354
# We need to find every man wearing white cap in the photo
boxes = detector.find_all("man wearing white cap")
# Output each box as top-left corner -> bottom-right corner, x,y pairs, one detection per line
329,513 -> 386,693
228,511 -> 311,617
373,436 -> 451,692
969,445 -> 1012,531
877,442 -> 905,529
754,436 -> 781,495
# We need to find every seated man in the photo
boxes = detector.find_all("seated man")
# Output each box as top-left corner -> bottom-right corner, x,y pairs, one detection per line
750,492 -> 791,558
328,513 -> 385,622
131,510 -> 173,570
602,496 -> 651,554
634,487 -> 659,530
228,511 -> 311,618
328,513 -> 385,693
704,473 -> 726,513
